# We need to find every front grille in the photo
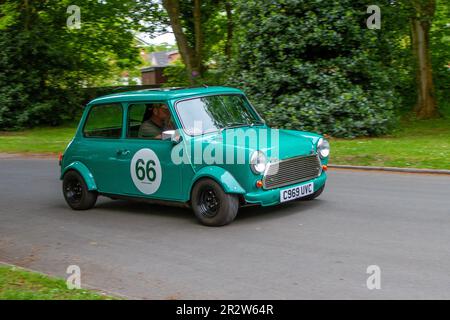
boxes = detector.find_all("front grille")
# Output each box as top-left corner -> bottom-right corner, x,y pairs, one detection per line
263,154 -> 321,189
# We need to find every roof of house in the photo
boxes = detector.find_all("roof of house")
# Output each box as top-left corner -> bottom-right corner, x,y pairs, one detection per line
88,86 -> 243,105
140,66 -> 166,73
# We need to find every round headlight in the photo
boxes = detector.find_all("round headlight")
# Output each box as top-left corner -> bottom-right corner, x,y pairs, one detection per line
250,151 -> 267,174
317,138 -> 330,158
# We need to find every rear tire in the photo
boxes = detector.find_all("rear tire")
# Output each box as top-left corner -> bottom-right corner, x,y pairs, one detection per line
63,170 -> 97,210
191,178 -> 239,226
297,184 -> 325,201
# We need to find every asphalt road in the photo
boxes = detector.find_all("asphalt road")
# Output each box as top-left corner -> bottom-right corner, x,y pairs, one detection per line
1,159 -> 449,299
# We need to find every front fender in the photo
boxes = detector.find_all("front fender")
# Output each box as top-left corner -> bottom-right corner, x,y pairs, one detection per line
190,166 -> 246,195
60,161 -> 97,191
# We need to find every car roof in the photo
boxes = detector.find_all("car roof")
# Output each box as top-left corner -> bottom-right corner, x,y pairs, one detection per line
88,86 -> 244,106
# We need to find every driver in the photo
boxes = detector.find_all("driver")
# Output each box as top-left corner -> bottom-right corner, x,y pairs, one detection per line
138,104 -> 173,139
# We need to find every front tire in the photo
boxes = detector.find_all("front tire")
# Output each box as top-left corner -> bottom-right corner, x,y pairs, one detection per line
62,170 -> 97,210
191,178 -> 239,226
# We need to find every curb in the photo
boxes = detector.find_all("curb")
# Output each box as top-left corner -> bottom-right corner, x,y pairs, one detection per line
328,164 -> 450,175
0,153 -> 56,160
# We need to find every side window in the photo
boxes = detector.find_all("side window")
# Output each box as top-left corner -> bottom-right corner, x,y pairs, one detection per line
83,103 -> 123,138
127,103 -> 175,140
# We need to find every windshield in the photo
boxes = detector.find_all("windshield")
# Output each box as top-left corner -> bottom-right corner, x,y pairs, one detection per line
175,94 -> 262,135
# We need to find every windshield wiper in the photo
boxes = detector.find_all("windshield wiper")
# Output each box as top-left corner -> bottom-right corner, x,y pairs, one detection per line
250,120 -> 265,126
220,122 -> 250,132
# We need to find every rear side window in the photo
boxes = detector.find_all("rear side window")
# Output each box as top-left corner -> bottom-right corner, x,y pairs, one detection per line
83,103 -> 123,138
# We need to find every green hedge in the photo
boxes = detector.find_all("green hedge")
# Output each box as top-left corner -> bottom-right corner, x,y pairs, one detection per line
229,0 -> 400,138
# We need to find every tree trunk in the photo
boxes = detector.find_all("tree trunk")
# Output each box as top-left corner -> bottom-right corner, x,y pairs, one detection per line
21,0 -> 31,31
411,0 -> 438,118
162,0 -> 203,84
193,0 -> 203,75
225,1 -> 233,60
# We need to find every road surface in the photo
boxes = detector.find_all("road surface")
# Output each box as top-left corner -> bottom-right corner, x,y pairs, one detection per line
0,159 -> 449,299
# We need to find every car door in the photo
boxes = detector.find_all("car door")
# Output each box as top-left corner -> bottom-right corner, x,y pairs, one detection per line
77,102 -> 125,194
116,102 -> 183,201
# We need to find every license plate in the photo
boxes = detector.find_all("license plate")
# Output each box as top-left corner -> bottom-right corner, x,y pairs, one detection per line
280,182 -> 314,203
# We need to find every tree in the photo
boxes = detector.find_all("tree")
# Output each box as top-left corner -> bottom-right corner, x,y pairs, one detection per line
410,0 -> 438,118
0,0 -> 165,129
162,0 -> 232,83
229,0 -> 401,137
224,1 -> 234,61
162,0 -> 203,82
429,0 -> 450,108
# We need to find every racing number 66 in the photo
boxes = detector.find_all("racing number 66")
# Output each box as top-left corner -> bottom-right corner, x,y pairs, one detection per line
135,159 -> 156,182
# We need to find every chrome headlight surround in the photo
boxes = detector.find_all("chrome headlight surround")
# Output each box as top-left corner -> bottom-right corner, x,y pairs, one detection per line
250,150 -> 268,174
317,138 -> 330,159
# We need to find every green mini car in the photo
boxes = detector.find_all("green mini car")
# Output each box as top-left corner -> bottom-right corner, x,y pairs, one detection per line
60,86 -> 330,226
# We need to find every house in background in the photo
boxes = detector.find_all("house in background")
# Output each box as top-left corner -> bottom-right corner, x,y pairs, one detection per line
141,50 -> 180,85
112,36 -> 150,86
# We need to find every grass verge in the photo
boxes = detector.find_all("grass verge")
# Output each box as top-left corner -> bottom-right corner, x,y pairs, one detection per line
0,125 -> 77,154
0,265 -> 114,300
330,113 -> 450,170
0,111 -> 449,170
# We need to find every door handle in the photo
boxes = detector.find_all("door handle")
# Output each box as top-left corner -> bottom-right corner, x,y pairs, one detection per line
116,149 -> 130,156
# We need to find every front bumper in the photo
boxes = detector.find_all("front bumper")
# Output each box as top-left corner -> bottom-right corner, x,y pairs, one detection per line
243,171 -> 327,206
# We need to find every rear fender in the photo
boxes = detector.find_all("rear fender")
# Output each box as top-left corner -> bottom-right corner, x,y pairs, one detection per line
61,161 -> 97,191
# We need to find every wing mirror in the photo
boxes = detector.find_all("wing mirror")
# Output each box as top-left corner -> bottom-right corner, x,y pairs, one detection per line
162,130 -> 182,144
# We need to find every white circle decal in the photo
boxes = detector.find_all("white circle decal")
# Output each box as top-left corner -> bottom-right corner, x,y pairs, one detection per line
130,148 -> 162,195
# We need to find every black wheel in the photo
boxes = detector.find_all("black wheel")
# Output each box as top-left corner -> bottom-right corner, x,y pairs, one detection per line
63,170 -> 97,210
297,184 -> 325,201
191,178 -> 239,226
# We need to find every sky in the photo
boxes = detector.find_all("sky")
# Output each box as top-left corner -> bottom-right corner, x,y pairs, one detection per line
140,31 -> 176,45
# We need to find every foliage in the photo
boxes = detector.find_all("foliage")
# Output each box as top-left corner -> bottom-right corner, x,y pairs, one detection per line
431,0 -> 450,105
226,0 -> 407,138
0,0 -> 165,129
163,60 -> 191,87
145,42 -> 178,53
162,0 -> 233,82
1,0 -> 448,135
177,0 -> 226,62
